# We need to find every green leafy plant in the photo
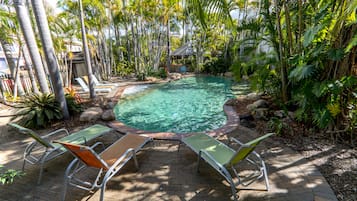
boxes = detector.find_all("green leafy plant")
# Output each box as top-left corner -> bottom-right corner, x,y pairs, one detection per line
14,93 -> 62,128
267,117 -> 290,135
203,56 -> 230,75
65,87 -> 83,115
149,67 -> 168,79
115,61 -> 134,77
0,165 -> 23,185
65,94 -> 83,115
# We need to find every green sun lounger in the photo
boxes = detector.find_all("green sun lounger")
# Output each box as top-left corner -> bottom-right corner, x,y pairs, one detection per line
181,132 -> 274,201
7,123 -> 112,184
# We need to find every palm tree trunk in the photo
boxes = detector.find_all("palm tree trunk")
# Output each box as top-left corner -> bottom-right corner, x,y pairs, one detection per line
13,44 -> 25,97
31,0 -> 69,119
166,17 -> 171,72
130,18 -> 139,76
0,40 -> 16,73
274,0 -> 288,103
22,45 -> 39,93
298,0 -> 302,52
79,0 -> 96,99
13,0 -> 50,94
122,0 -> 131,66
283,0 -> 293,55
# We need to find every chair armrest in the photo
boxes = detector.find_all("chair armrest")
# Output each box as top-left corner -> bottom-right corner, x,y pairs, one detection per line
230,137 -> 261,160
110,148 -> 135,169
230,137 -> 244,146
103,148 -> 136,182
43,128 -> 69,139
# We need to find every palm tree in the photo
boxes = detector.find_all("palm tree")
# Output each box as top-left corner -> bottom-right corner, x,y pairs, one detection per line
0,8 -> 16,73
51,12 -> 80,87
13,0 -> 50,94
0,3 -> 26,96
79,0 -> 95,99
31,0 -> 70,119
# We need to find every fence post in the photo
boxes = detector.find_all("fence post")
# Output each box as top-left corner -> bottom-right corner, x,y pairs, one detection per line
0,75 -> 7,104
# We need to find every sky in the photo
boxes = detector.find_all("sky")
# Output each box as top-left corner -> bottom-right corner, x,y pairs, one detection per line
45,0 -> 56,8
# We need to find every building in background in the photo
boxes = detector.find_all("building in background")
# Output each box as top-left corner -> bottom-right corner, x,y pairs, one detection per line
0,44 -> 26,74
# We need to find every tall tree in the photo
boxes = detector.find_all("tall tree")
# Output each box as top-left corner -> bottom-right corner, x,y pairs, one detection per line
79,0 -> 95,99
31,0 -> 69,119
13,0 -> 50,93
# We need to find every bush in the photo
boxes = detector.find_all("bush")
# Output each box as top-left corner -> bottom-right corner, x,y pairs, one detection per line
202,56 -> 230,75
14,93 -> 62,128
65,87 -> 83,115
149,68 -> 168,79
115,61 -> 134,77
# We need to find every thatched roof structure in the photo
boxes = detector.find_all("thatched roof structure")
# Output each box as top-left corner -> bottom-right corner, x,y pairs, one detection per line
170,43 -> 194,58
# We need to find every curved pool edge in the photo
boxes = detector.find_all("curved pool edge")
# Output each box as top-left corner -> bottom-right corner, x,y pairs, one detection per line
107,77 -> 240,140
108,101 -> 240,140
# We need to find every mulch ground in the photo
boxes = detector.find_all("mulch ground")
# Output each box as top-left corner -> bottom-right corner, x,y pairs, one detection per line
234,99 -> 357,201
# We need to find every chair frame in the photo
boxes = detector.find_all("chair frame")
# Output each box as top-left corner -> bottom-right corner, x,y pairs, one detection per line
83,75 -> 119,87
7,123 -> 112,184
55,134 -> 152,201
75,77 -> 112,93
182,133 -> 274,201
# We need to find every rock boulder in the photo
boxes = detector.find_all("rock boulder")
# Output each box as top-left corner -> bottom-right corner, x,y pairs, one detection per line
101,110 -> 116,121
80,107 -> 103,122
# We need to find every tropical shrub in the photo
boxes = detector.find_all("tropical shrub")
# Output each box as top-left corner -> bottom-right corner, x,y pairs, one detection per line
292,76 -> 357,142
267,117 -> 292,136
202,56 -> 230,75
115,61 -> 134,78
0,165 -> 23,185
14,93 -> 63,128
149,67 -> 168,79
65,87 -> 83,115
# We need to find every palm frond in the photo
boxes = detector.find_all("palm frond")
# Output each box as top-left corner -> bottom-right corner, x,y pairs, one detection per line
289,64 -> 315,82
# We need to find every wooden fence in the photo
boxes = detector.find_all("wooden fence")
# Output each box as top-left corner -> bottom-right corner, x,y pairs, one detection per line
0,74 -> 34,99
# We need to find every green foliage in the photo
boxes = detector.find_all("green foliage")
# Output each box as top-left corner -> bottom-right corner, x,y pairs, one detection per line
293,76 -> 357,130
14,93 -> 63,128
149,68 -> 168,79
202,56 -> 230,75
65,93 -> 83,115
115,61 -> 134,77
267,117 -> 292,135
0,165 -> 23,185
289,64 -> 316,82
230,47 -> 280,97
345,33 -> 357,53
303,24 -> 323,47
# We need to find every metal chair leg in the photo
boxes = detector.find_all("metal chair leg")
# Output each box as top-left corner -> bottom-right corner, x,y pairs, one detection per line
261,161 -> 270,191
100,181 -> 107,201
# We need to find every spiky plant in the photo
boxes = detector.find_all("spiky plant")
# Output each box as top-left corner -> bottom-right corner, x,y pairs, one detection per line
14,93 -> 63,128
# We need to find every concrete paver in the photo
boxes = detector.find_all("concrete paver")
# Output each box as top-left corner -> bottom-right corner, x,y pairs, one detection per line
0,121 -> 338,201
0,86 -> 338,201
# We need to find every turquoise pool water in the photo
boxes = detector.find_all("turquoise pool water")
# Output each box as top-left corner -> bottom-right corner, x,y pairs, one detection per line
114,76 -> 236,133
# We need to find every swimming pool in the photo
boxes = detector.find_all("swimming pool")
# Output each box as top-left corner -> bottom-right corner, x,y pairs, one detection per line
114,76 -> 236,133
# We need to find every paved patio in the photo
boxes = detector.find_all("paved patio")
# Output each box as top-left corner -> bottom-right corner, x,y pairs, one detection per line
0,115 -> 337,201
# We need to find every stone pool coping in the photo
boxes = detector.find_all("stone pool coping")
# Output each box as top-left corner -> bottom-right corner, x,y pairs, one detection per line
107,81 -> 240,140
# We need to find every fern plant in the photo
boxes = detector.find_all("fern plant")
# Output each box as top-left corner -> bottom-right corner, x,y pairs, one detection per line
14,93 -> 63,128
